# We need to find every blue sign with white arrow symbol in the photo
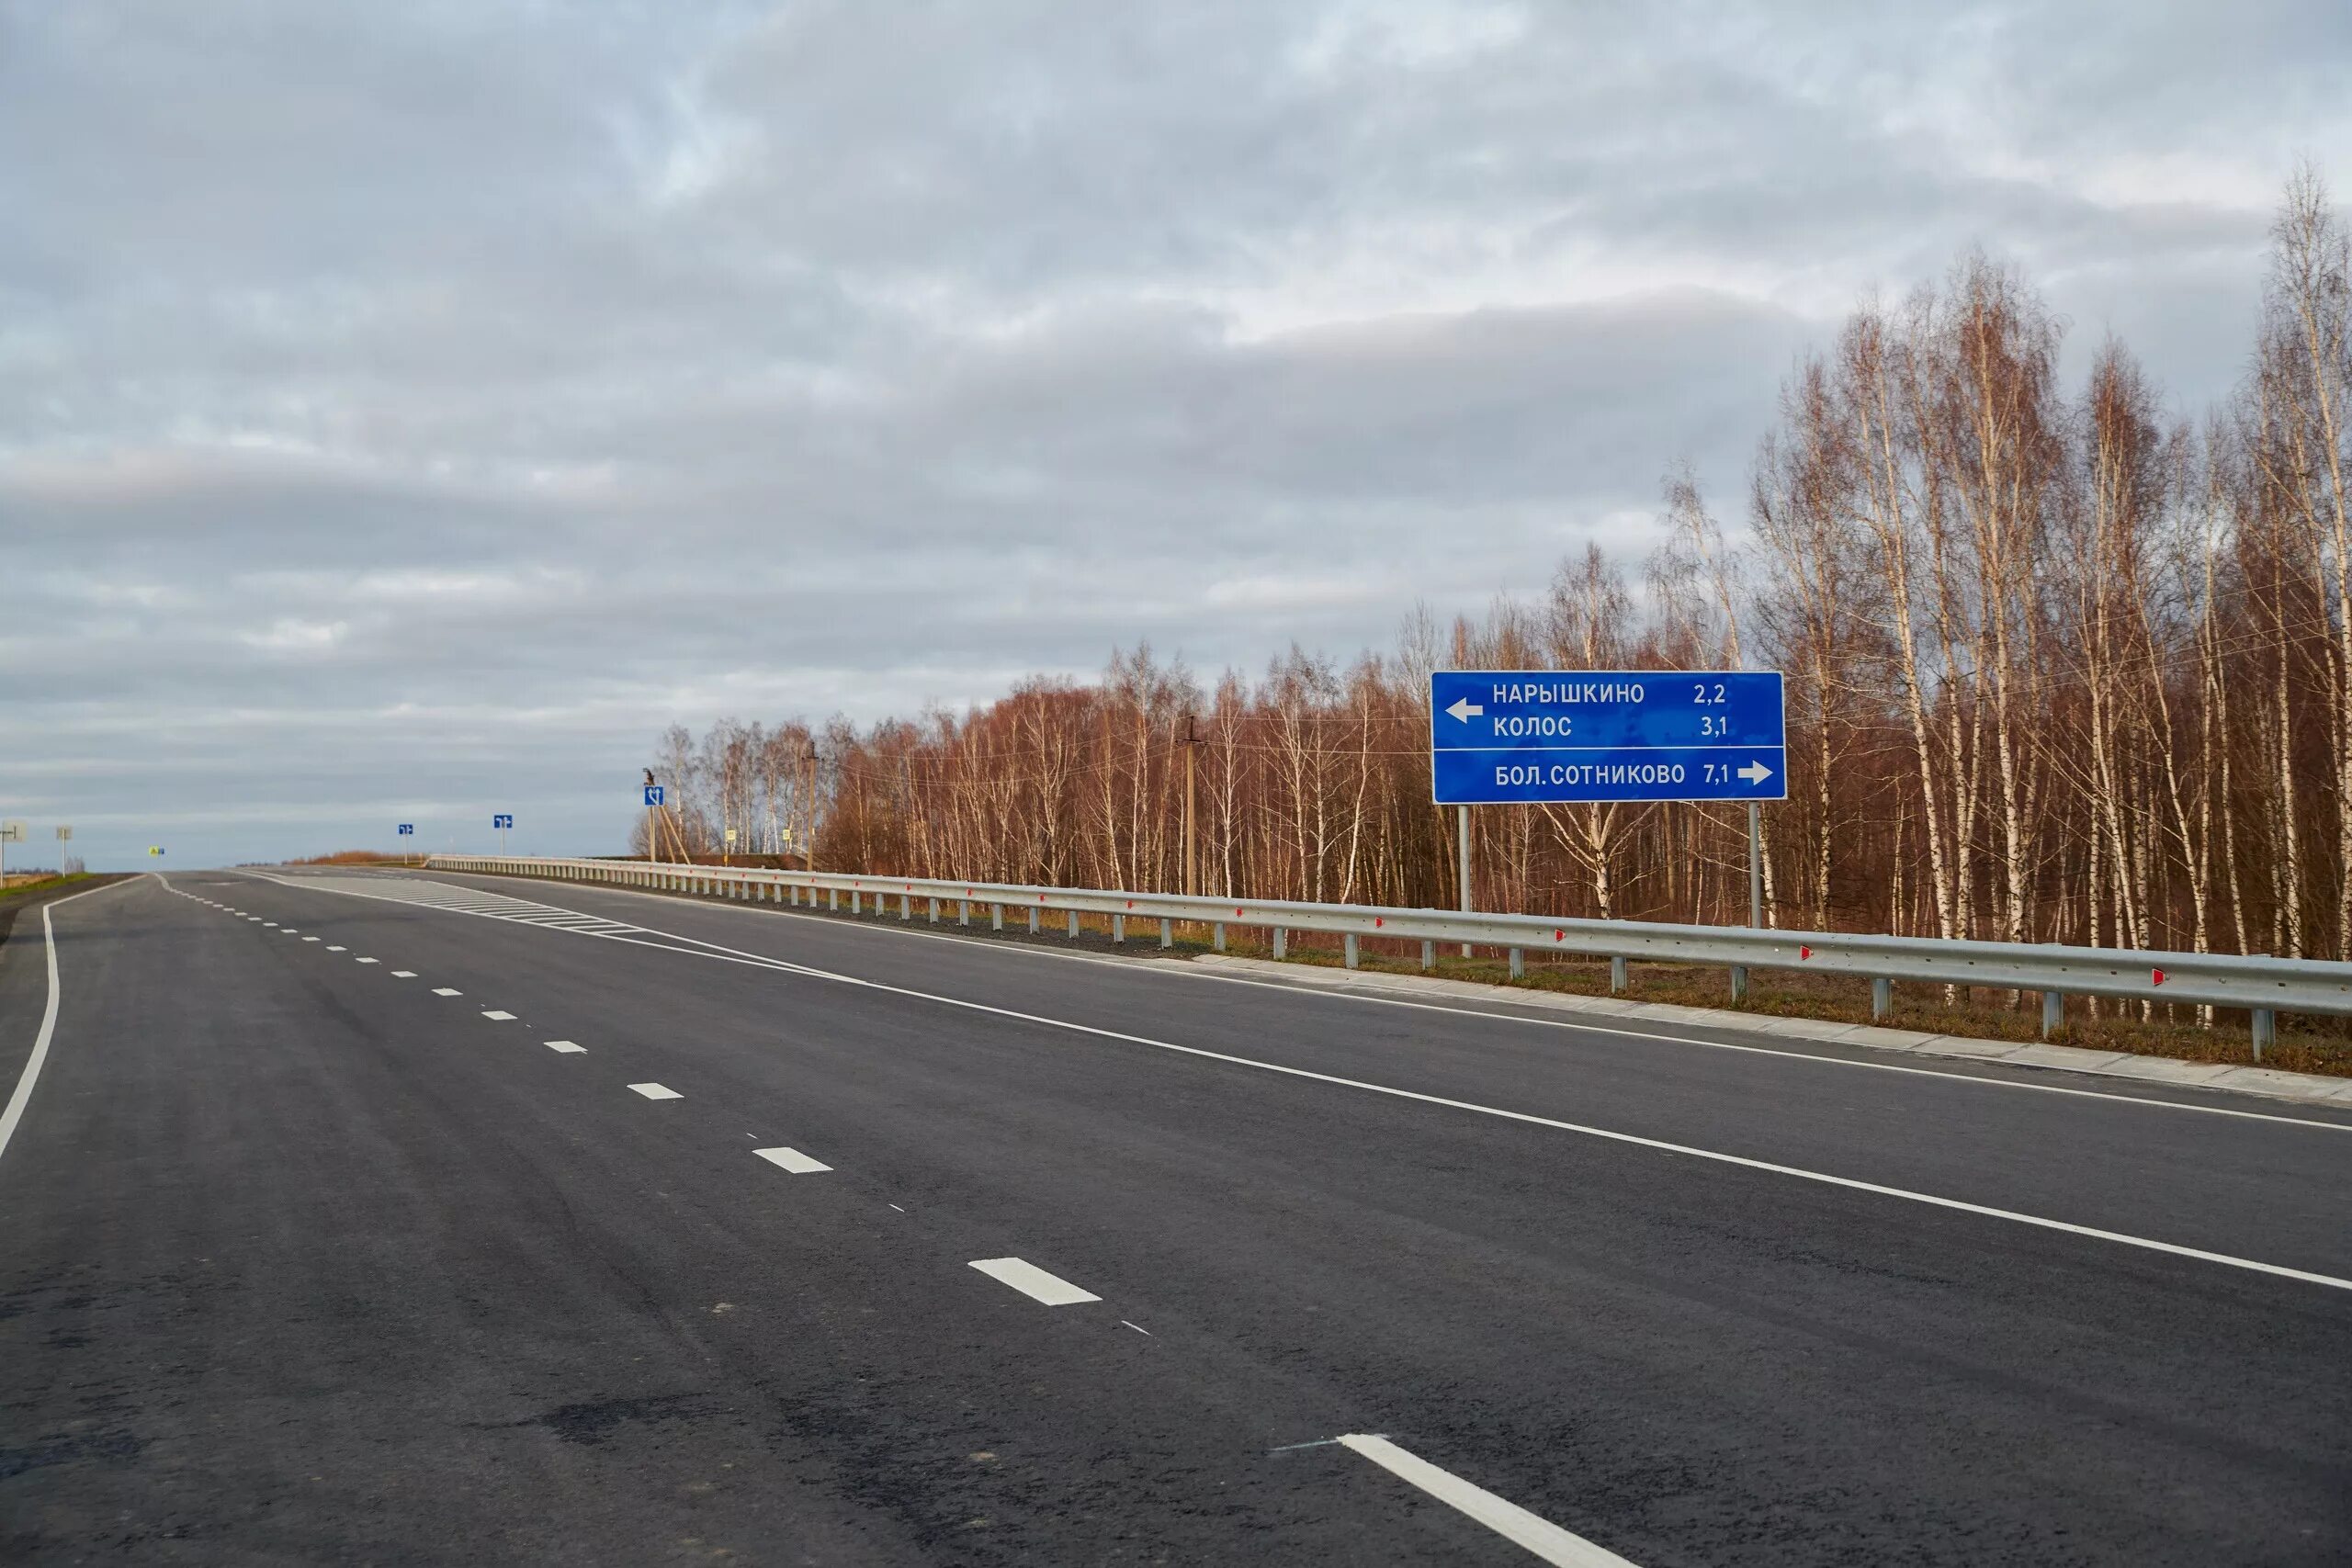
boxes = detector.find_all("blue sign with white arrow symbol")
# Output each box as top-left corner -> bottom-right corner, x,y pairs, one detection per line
492,814 -> 514,829
643,784 -> 664,807
397,823 -> 413,836
1430,670 -> 1786,805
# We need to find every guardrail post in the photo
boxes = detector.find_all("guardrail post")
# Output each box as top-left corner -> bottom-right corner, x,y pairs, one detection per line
2040,990 -> 2064,1040
1729,964 -> 1749,1002
1344,933 -> 1359,969
992,904 -> 1004,931
1028,908 -> 1039,935
1509,947 -> 1524,979
1421,940 -> 1434,971
2251,1008 -> 2275,1062
851,891 -> 862,915
1159,918 -> 1172,949
830,889 -> 839,911
928,897 -> 939,922
1067,910 -> 1079,939
1273,927 -> 1287,960
958,899 -> 969,926
1113,914 -> 1125,943
1213,922 -> 1226,953
1611,955 -> 1629,993
1871,976 -> 1892,1020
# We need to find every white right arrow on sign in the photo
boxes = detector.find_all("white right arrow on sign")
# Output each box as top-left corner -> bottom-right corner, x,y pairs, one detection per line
1738,760 -> 1773,784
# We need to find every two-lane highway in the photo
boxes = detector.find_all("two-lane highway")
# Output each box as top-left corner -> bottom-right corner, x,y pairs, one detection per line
4,870 -> 2347,1563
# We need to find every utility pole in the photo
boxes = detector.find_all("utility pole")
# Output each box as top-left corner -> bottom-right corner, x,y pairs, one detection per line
1178,714 -> 1206,895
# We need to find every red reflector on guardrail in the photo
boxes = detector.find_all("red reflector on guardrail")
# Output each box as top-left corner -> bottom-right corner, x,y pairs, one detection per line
2153,967 -> 2166,986
1800,944 -> 1813,959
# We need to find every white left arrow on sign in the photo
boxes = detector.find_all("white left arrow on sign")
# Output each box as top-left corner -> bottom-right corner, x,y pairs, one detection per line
1738,760 -> 1773,784
1445,697 -> 1483,723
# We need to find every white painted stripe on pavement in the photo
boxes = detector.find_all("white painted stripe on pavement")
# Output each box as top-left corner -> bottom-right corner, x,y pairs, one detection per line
628,1082 -> 683,1100
432,987 -> 462,997
544,1040 -> 586,1054
1338,1435 -> 1638,1567
261,868 -> 2352,1290
263,921 -> 277,927
391,970 -> 416,977
355,957 -> 378,964
326,945 -> 345,952
610,940 -> 2352,1293
754,1146 -> 831,1174
481,1010 -> 515,1021
968,1257 -> 1101,1305
1,882 -> 143,1168
302,936 -> 321,942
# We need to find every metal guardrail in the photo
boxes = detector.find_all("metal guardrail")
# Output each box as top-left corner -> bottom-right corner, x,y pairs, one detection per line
424,855 -> 2352,1055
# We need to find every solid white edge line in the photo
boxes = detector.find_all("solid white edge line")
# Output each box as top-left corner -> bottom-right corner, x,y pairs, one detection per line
0,878 -> 147,1169
1337,1435 -> 1639,1567
386,868 -> 2352,1134
968,1257 -> 1102,1305
254,870 -> 2352,1290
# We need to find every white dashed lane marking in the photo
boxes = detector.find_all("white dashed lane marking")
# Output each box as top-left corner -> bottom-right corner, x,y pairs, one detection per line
302,936 -> 321,942
481,1010 -> 516,1021
391,971 -> 417,978
753,1146 -> 831,1174
967,1258 -> 1101,1306
433,987 -> 462,997
326,945 -> 346,953
544,1040 -> 585,1054
628,1082 -> 683,1100
1336,1434 -> 1642,1567
356,957 -> 378,964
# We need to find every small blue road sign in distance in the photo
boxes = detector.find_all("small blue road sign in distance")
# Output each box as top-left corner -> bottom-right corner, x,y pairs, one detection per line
1431,670 -> 1786,805
493,814 -> 514,829
397,823 -> 414,836
643,785 -> 664,807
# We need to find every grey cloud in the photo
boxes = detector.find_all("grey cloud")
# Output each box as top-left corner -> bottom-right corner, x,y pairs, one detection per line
3,0 -> 2347,867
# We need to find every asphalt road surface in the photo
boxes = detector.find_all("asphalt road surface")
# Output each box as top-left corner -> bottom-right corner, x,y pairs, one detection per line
4,869 -> 2348,1565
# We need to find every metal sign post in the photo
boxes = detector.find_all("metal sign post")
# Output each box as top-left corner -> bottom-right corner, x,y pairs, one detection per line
493,813 -> 514,854
0,819 -> 21,884
642,782 -> 664,863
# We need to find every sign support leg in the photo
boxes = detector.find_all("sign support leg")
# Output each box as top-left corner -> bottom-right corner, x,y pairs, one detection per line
1457,805 -> 1473,958
1747,801 -> 1763,928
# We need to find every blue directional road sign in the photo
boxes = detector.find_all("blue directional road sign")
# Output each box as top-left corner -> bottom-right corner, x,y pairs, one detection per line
397,823 -> 414,836
493,814 -> 514,829
643,785 -> 664,807
1431,670 -> 1786,805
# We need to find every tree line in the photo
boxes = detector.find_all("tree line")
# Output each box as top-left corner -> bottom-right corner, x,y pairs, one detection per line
642,172 -> 2352,961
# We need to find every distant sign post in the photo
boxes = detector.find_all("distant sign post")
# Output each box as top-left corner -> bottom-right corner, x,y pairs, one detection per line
0,819 -> 21,884
398,824 -> 414,835
1430,671 -> 1786,931
493,813 -> 514,853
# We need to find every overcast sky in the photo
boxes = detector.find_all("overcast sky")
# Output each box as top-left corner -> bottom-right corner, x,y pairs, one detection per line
6,1 -> 2350,869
